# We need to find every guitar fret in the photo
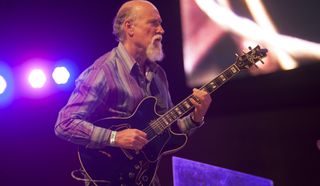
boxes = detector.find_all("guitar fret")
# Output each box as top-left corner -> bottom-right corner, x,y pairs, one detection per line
223,71 -> 232,79
163,117 -> 169,125
167,114 -> 173,122
205,82 -> 217,92
156,123 -> 163,131
164,115 -> 171,125
152,118 -> 167,135
179,103 -> 187,111
152,122 -> 162,134
219,74 -> 226,82
177,104 -> 187,113
183,101 -> 191,109
164,119 -> 169,126
230,66 -> 238,73
179,105 -> 186,113
201,65 -> 240,94
160,121 -> 166,129
175,107 -> 182,115
225,66 -> 238,78
170,111 -> 177,119
214,78 -> 223,86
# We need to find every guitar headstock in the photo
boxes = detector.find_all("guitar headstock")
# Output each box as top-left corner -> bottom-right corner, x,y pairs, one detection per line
235,45 -> 268,70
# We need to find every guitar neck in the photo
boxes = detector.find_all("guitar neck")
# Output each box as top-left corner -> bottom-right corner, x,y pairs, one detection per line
147,64 -> 241,137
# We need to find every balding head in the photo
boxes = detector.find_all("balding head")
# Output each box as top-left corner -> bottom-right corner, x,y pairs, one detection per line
112,0 -> 159,42
119,0 -> 157,12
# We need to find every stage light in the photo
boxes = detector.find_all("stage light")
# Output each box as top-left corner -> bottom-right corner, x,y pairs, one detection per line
53,59 -> 78,89
0,75 -> 7,94
28,69 -> 47,88
0,62 -> 14,107
52,66 -> 70,84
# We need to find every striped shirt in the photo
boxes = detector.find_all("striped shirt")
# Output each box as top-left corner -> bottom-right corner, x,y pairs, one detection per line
55,43 -> 201,149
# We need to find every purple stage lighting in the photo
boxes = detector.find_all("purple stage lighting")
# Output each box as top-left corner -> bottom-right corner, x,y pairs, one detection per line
52,66 -> 70,84
0,75 -> 7,94
28,69 -> 47,88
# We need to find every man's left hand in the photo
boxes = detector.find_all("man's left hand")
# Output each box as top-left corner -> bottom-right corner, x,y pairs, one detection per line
190,88 -> 212,123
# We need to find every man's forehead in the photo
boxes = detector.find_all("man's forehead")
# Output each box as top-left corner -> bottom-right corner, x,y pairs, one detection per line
136,8 -> 162,22
128,1 -> 160,18
147,16 -> 162,23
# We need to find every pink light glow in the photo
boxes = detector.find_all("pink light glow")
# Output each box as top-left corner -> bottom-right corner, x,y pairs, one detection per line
28,69 -> 47,88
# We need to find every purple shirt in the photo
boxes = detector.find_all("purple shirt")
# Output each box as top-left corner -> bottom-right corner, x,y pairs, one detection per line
55,43 -> 201,149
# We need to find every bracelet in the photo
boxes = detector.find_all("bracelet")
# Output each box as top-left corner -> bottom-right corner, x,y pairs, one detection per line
191,112 -> 204,126
109,131 -> 117,146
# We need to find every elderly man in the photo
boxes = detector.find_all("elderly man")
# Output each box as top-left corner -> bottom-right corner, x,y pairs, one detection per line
55,1 -> 212,185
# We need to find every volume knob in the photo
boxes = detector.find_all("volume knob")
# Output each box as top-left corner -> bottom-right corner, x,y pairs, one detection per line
142,175 -> 149,182
128,172 -> 135,178
134,164 -> 140,170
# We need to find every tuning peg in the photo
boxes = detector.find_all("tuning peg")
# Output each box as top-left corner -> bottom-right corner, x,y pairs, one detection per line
235,53 -> 239,57
248,46 -> 252,50
260,60 -> 265,64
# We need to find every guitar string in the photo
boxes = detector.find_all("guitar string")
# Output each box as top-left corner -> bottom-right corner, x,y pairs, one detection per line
142,48 -> 265,137
143,92 -> 207,139
143,48 -> 264,139
142,70 -> 228,137
142,71 -> 227,137
142,65 -> 240,138
142,96 -> 195,138
144,65 -> 235,136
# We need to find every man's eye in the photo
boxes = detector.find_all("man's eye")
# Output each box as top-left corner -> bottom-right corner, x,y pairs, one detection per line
150,21 -> 160,27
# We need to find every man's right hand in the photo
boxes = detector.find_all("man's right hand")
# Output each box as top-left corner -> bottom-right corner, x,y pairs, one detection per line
114,129 -> 148,150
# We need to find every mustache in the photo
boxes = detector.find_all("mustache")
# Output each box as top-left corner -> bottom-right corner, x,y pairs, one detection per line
152,35 -> 163,42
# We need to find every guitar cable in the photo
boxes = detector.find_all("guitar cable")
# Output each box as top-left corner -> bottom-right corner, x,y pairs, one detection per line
71,169 -> 111,186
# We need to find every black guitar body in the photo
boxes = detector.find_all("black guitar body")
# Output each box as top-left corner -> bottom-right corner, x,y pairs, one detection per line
78,97 -> 188,186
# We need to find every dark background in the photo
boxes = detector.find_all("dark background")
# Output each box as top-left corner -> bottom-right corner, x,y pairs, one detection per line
0,0 -> 319,186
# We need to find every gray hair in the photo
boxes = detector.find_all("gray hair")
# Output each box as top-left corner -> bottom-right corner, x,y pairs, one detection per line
112,6 -> 135,42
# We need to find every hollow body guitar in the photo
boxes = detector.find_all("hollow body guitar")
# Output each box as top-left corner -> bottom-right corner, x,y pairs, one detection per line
78,46 -> 268,186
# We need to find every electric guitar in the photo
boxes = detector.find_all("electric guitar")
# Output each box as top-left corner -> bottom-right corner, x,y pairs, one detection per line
78,45 -> 268,186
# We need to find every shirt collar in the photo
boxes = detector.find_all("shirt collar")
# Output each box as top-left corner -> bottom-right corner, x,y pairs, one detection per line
116,42 -> 157,74
116,42 -> 136,71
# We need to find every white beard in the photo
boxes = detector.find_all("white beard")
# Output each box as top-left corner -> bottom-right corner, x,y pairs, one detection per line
146,35 -> 164,62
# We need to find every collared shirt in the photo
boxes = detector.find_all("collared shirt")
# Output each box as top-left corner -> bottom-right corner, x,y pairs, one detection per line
55,43 -> 201,149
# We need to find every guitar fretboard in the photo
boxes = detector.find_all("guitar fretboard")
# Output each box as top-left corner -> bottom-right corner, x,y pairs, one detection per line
145,64 -> 241,140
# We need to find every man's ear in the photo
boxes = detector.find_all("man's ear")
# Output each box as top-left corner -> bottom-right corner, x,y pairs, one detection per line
124,21 -> 134,37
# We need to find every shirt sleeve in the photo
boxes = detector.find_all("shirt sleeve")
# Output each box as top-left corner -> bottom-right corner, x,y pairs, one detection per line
176,114 -> 205,135
54,65 -> 112,149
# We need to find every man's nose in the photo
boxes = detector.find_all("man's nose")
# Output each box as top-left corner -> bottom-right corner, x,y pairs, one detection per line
158,25 -> 165,35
